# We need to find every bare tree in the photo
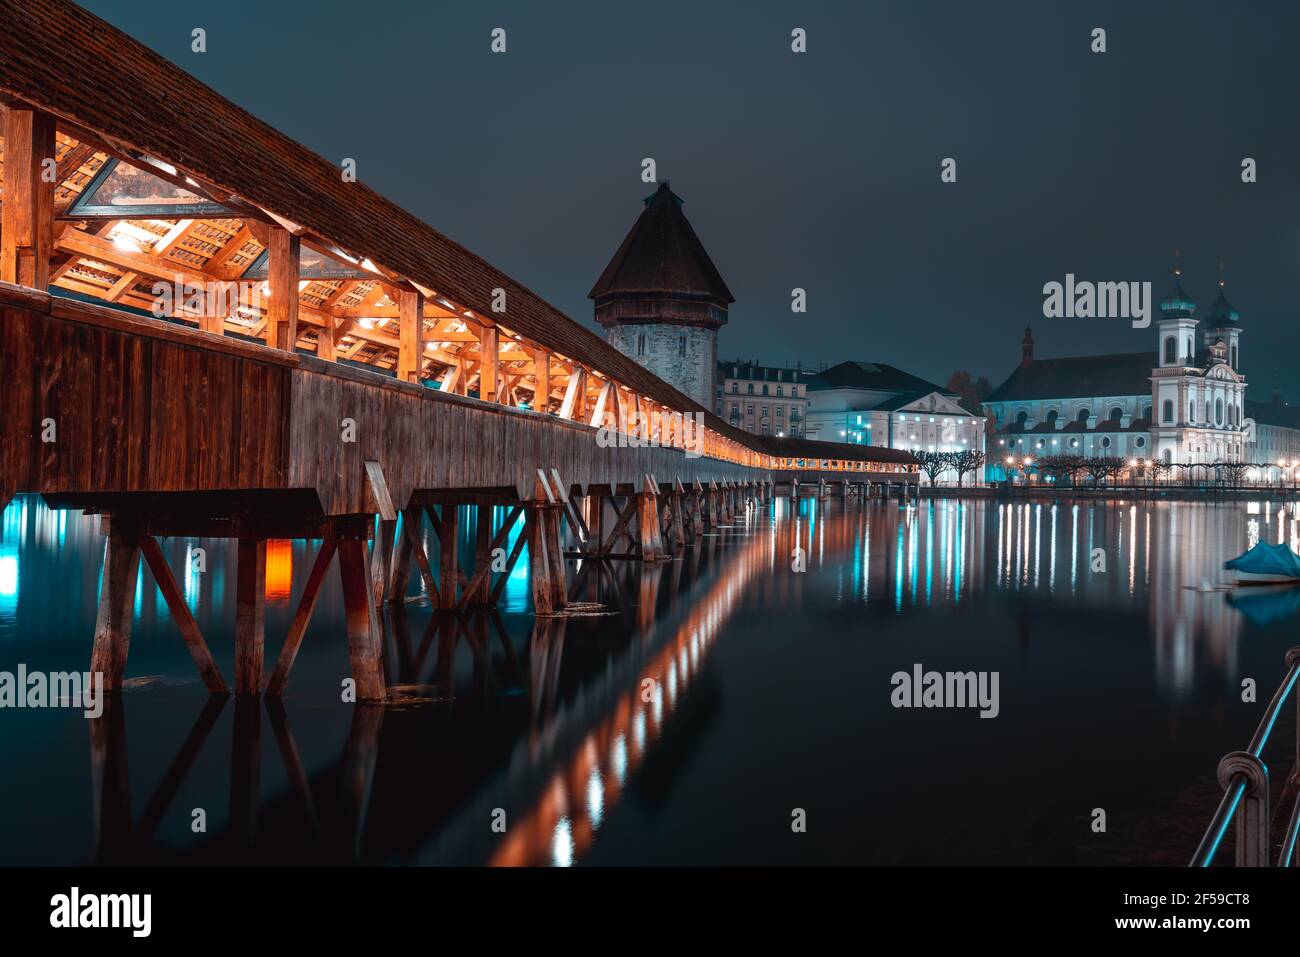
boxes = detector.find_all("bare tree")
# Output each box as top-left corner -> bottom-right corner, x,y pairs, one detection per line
951,449 -> 985,486
1083,457 -> 1111,487
913,450 -> 953,486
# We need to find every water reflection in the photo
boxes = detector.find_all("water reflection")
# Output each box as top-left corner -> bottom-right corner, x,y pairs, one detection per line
2,493 -> 1300,866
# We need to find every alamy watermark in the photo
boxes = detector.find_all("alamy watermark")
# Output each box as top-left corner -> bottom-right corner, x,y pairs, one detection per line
596,409 -> 706,458
890,663 -> 1000,718
150,277 -> 263,321
1042,274 -> 1152,329
0,666 -> 105,718
50,887 -> 151,937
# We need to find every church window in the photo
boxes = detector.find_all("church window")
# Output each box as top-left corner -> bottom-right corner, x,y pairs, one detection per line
1101,437 -> 1111,449
636,334 -> 646,356
1045,410 -> 1058,428
678,335 -> 687,357
1205,399 -> 1212,423
1231,345 -> 1238,368
1215,398 -> 1223,427
1142,406 -> 1151,421
1162,400 -> 1173,424
1108,406 -> 1123,422
1015,411 -> 1028,427
1076,408 -> 1090,424
1163,337 -> 1176,364
1136,437 -> 1146,448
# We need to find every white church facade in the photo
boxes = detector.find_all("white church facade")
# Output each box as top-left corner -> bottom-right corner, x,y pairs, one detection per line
984,268 -> 1300,482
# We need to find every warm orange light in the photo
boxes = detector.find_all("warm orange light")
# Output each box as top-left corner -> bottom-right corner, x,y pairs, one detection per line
265,539 -> 293,604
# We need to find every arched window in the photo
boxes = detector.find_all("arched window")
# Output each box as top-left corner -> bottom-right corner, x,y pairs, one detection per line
1045,410 -> 1059,428
1141,406 -> 1152,421
1163,337 -> 1176,364
1215,397 -> 1224,426
1076,408 -> 1091,424
1162,399 -> 1173,423
1161,448 -> 1172,463
1231,345 -> 1238,368
1015,410 -> 1028,427
1108,406 -> 1123,422
1205,399 -> 1212,423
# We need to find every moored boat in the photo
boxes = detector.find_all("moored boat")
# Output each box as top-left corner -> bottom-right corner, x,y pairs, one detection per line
1224,542 -> 1300,586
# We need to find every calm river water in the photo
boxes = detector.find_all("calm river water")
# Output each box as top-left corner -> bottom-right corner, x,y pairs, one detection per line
2,493 -> 1298,866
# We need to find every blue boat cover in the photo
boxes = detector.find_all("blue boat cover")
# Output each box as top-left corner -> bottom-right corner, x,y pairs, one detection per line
1224,542 -> 1300,577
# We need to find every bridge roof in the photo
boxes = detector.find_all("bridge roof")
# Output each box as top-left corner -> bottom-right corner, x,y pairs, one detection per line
0,0 -> 906,469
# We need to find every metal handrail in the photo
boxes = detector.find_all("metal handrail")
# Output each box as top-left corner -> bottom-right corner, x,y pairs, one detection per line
1190,648 -> 1300,867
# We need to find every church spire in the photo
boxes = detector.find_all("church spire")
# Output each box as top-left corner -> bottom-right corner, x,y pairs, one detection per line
1203,260 -> 1240,327
1159,250 -> 1196,319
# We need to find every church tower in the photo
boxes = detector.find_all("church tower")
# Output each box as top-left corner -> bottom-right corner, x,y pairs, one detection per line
589,182 -> 734,407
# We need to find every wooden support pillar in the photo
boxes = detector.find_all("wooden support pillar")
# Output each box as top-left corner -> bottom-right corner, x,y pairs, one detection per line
669,483 -> 687,549
0,106 -> 56,289
139,536 -> 228,694
267,539 -> 338,696
337,538 -> 387,703
438,504 -> 459,609
472,506 -> 492,604
393,507 -> 438,603
638,475 -> 666,562
544,504 -> 567,609
526,508 -> 554,616
89,520 -> 142,693
371,518 -> 395,610
234,538 -> 266,696
531,348 -> 551,413
558,367 -> 584,419
705,480 -> 719,529
586,493 -> 603,552
389,516 -> 414,601
397,289 -> 423,382
317,316 -> 338,360
264,228 -> 300,350
477,325 -> 499,401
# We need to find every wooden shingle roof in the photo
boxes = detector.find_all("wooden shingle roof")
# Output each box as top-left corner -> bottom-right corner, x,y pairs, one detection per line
590,183 -> 734,304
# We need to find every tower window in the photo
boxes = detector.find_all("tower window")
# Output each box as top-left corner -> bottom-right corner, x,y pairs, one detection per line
1163,337 -> 1175,365
1162,399 -> 1173,423
679,334 -> 686,357
636,334 -> 646,356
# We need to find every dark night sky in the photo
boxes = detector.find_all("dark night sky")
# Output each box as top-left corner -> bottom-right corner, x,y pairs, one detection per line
81,0 -> 1300,397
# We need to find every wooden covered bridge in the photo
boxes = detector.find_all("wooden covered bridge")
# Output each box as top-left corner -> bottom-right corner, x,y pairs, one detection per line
0,0 -> 917,702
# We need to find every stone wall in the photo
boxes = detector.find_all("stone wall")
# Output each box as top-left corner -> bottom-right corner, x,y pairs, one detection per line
606,323 -> 717,408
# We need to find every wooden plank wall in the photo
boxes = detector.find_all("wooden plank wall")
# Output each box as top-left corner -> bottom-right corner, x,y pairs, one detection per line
2,297 -> 291,498
1,286 -> 766,514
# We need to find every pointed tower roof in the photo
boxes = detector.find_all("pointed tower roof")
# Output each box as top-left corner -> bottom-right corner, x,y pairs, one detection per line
1203,264 -> 1240,327
589,182 -> 735,304
1159,255 -> 1196,319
